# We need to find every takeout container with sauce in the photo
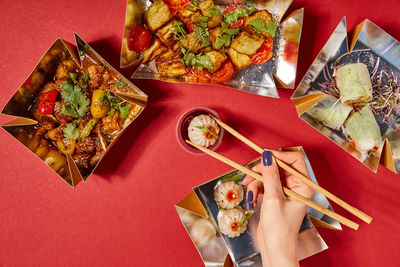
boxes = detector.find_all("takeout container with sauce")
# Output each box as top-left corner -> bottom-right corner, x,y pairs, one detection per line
120,0 -> 304,98
292,18 -> 400,173
1,34 -> 148,187
175,147 -> 341,266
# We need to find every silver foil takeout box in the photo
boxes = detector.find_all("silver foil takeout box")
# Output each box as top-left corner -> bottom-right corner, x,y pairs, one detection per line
175,147 -> 341,267
120,0 -> 304,98
292,17 -> 400,173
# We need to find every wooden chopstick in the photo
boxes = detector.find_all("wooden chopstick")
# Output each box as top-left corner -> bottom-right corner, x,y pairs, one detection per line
186,140 -> 359,230
210,115 -> 372,225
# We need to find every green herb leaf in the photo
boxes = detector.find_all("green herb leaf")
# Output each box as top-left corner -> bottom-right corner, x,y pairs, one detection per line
101,91 -> 127,117
181,48 -> 214,73
244,0 -> 255,6
215,22 -> 240,49
63,123 -> 79,139
80,73 -> 89,89
192,0 -> 200,7
265,21 -> 277,37
223,7 -> 257,25
194,24 -> 210,46
67,72 -> 78,84
60,81 -> 90,118
220,172 -> 246,183
249,18 -> 267,33
119,104 -> 130,119
249,19 -> 277,37
208,5 -> 219,16
196,54 -> 213,73
195,125 -> 218,138
172,20 -> 187,41
199,16 -> 210,27
114,78 -> 128,88
187,5 -> 194,11
233,210 -> 254,231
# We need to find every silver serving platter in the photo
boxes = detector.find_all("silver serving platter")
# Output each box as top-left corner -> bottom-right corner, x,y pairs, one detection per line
292,17 -> 400,173
176,148 -> 339,267
121,0 -> 304,98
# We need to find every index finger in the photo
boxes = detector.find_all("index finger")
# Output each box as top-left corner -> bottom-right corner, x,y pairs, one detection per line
271,150 -> 309,178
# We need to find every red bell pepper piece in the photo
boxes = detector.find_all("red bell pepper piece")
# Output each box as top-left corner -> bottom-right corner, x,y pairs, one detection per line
38,90 -> 58,114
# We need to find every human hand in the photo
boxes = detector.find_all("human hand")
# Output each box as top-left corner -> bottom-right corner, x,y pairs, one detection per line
240,150 -> 315,267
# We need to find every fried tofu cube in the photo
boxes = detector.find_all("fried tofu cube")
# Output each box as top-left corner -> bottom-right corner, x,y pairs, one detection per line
244,10 -> 274,37
177,9 -> 202,25
205,50 -> 227,72
144,0 -> 173,32
209,27 -> 221,49
142,38 -> 167,63
227,48 -> 251,70
207,14 -> 222,28
179,32 -> 205,53
199,0 -> 222,28
156,50 -> 188,76
156,21 -> 176,47
199,0 -> 213,13
231,31 -> 264,55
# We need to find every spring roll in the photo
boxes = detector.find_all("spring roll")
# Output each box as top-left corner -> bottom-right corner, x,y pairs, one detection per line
343,105 -> 382,152
335,63 -> 372,106
305,94 -> 353,130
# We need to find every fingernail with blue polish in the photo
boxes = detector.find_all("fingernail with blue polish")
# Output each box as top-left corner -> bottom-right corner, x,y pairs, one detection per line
262,151 -> 272,166
240,174 -> 247,182
247,191 -> 254,210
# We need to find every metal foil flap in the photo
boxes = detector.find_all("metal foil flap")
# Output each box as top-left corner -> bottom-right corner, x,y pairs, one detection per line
175,147 -> 337,267
292,18 -> 400,173
1,34 -> 148,187
120,0 -> 303,98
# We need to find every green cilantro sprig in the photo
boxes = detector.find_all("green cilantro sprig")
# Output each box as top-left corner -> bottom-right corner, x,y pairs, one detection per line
63,123 -> 79,139
80,73 -> 89,89
195,125 -> 219,138
194,17 -> 211,46
60,80 -> 90,118
181,47 -> 214,73
172,20 -> 187,41
113,78 -> 128,88
100,91 -> 130,118
208,5 -> 220,16
223,7 -> 257,25
249,18 -> 277,37
67,72 -> 78,84
215,22 -> 240,49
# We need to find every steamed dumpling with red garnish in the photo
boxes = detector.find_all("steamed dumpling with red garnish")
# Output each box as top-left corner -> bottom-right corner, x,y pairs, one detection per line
218,207 -> 248,238
188,114 -> 220,147
214,181 -> 244,209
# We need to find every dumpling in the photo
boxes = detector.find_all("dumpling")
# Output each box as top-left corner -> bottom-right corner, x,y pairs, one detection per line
214,181 -> 244,209
217,207 -> 248,238
335,63 -> 372,106
188,114 -> 220,147
343,105 -> 382,152
190,218 -> 217,247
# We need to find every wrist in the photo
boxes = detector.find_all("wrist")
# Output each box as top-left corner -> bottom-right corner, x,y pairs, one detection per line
264,242 -> 298,267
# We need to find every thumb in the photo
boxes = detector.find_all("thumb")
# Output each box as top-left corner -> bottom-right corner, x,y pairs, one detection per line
261,151 -> 284,200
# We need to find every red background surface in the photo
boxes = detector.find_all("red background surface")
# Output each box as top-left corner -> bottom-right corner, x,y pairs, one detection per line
1,0 -> 400,266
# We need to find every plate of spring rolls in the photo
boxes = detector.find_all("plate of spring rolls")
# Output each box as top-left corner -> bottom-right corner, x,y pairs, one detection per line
292,18 -> 400,173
